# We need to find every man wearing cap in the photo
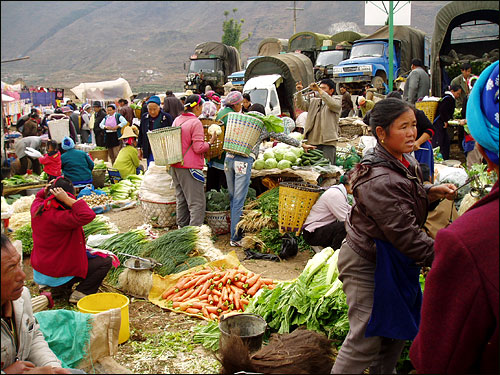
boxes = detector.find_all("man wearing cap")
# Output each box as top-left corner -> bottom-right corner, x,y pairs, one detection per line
162,90 -> 184,120
137,95 -> 173,167
357,96 -> 375,118
295,79 -> 341,164
92,102 -> 107,147
403,58 -> 430,104
112,125 -> 142,179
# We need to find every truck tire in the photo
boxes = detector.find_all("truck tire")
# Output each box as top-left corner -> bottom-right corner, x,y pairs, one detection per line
371,76 -> 385,92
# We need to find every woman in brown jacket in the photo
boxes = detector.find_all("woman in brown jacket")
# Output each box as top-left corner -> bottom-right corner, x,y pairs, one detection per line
331,98 -> 456,374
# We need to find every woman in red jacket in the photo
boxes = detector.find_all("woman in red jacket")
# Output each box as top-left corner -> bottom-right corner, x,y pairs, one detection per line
38,140 -> 61,181
30,177 -> 112,304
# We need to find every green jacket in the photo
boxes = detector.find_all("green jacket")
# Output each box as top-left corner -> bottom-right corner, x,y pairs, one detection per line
450,74 -> 469,109
61,149 -> 94,183
112,145 -> 140,178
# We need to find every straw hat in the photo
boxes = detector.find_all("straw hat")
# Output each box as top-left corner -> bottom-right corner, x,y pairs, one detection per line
119,125 -> 139,139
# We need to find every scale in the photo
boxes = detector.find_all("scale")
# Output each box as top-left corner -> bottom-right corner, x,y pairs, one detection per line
118,253 -> 162,271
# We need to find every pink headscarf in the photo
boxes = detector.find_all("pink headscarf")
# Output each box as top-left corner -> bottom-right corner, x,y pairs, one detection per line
201,101 -> 217,118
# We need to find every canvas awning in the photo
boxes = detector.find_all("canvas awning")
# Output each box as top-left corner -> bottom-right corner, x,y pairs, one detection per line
71,78 -> 133,101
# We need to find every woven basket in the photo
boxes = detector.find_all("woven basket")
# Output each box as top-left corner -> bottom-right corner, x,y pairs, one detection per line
147,126 -> 183,166
92,168 -> 106,188
415,101 -> 439,123
200,118 -> 225,161
278,181 -> 322,235
205,210 -> 231,235
340,124 -> 364,138
48,119 -> 70,144
139,198 -> 177,228
88,149 -> 108,162
223,112 -> 265,157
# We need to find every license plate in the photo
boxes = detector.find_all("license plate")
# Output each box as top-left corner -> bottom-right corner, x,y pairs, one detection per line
345,77 -> 353,83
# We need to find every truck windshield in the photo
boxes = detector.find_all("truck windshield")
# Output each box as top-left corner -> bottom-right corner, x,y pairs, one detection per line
350,43 -> 384,59
315,50 -> 345,67
189,59 -> 216,73
245,89 -> 268,107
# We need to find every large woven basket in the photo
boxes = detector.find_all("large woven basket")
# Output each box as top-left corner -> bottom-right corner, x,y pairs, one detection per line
278,181 -> 322,235
205,210 -> 231,235
415,101 -> 439,123
200,118 -> 225,161
339,124 -> 364,138
146,126 -> 183,166
223,112 -> 265,157
88,149 -> 108,162
92,168 -> 106,188
139,198 -> 177,228
48,119 -> 70,144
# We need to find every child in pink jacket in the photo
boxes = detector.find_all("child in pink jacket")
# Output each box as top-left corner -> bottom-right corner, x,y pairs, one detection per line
39,140 -> 62,181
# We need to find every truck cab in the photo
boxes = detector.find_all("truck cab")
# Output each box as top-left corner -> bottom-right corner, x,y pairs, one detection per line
185,56 -> 224,94
227,56 -> 261,88
243,74 -> 282,117
314,47 -> 351,82
331,39 -> 401,94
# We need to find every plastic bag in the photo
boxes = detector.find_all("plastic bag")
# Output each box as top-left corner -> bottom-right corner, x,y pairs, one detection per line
243,249 -> 280,262
435,166 -> 468,186
77,185 -> 107,199
279,233 -> 298,259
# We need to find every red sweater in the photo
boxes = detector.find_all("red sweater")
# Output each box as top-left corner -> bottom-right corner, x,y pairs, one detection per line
39,151 -> 62,177
30,189 -> 96,278
410,181 -> 499,374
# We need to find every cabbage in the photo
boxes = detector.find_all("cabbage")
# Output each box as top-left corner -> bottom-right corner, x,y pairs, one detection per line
283,151 -> 297,164
253,159 -> 265,170
263,149 -> 275,160
273,148 -> 286,162
289,147 -> 303,158
208,124 -> 222,136
289,132 -> 304,141
278,160 -> 292,170
265,158 -> 278,169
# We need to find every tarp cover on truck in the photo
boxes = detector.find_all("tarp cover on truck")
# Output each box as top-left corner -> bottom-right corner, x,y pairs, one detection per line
360,26 -> 426,75
289,32 -> 332,52
330,31 -> 367,45
431,1 -> 499,96
193,42 -> 242,75
258,38 -> 289,56
71,78 -> 133,101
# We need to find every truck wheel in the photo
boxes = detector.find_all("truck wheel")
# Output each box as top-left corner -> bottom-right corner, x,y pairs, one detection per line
371,76 -> 385,92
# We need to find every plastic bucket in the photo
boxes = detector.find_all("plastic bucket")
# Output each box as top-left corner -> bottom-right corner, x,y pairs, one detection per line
77,292 -> 130,344
219,313 -> 267,353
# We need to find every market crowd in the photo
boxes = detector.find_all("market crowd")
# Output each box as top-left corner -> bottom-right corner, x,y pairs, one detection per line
1,60 -> 498,374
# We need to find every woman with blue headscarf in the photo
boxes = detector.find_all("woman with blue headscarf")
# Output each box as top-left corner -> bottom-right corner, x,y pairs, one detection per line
60,136 -> 94,185
410,60 -> 498,374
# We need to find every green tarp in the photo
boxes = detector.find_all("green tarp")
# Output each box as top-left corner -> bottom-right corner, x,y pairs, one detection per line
289,32 -> 332,52
430,1 -> 499,96
330,31 -> 367,45
193,42 -> 241,75
258,38 -> 289,56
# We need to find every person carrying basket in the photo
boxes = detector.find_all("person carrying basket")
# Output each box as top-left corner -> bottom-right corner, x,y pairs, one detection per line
170,95 -> 217,227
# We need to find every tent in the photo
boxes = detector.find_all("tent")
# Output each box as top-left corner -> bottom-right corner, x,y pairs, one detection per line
430,1 -> 499,96
71,78 -> 133,101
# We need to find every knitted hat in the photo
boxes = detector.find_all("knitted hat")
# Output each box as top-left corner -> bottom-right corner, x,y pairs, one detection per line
146,96 -> 161,106
61,136 -> 75,150
223,91 -> 243,106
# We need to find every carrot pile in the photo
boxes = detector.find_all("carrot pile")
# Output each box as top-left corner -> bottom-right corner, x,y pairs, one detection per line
161,266 -> 275,320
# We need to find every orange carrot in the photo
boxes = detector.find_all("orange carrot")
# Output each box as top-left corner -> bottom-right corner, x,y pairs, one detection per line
222,286 -> 228,302
194,279 -> 211,297
229,291 -> 234,303
208,294 -> 213,304
260,278 -> 274,285
240,274 -> 247,283
213,294 -> 219,303
174,277 -> 190,290
184,275 -> 204,289
233,281 -> 245,289
209,313 -> 219,320
247,279 -> 263,296
206,305 -> 218,314
211,289 -> 222,297
193,269 -> 211,276
180,288 -> 197,301
171,289 -> 190,302
240,298 -> 249,306
190,301 -> 205,310
161,286 -> 177,300
185,307 -> 200,314
246,273 -> 260,287
234,292 -> 241,310
229,284 -> 245,295
202,305 -> 210,319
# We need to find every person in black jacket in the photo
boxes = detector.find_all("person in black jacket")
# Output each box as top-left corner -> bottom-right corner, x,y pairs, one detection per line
92,101 -> 107,147
137,96 -> 173,167
431,84 -> 461,160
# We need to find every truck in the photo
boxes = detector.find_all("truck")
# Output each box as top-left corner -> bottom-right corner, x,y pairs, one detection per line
184,42 -> 242,95
242,52 -> 314,119
288,31 -> 333,66
227,38 -> 290,89
313,31 -> 366,82
430,1 -> 499,96
330,26 -> 427,95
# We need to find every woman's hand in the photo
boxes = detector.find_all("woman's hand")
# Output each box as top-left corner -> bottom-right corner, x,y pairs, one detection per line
428,183 -> 457,202
301,143 -> 317,152
50,187 -> 76,207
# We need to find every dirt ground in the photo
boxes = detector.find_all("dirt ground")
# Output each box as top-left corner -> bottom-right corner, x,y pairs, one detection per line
22,205 -> 311,374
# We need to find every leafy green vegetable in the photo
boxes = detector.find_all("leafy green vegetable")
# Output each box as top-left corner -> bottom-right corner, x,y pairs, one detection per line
265,158 -> 278,169
83,217 -> 115,239
277,160 -> 292,170
247,113 -> 284,133
206,188 -> 231,211
193,321 -> 220,351
14,223 -> 33,255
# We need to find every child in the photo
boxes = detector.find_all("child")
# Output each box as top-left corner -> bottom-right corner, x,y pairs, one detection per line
38,139 -> 62,181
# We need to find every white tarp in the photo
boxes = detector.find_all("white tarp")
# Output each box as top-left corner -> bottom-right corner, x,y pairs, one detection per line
71,78 -> 133,101
2,94 -> 15,102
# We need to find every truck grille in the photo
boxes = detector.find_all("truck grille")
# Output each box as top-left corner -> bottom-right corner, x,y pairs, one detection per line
343,67 -> 358,72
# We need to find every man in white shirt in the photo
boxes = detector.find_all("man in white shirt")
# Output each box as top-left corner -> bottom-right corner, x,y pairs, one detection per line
302,173 -> 352,250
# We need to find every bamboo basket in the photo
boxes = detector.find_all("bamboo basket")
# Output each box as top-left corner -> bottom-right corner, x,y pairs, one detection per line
139,198 -> 177,228
278,181 -> 322,235
415,101 -> 439,123
205,210 -> 231,235
147,126 -> 183,166
200,118 -> 225,161
223,112 -> 265,157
